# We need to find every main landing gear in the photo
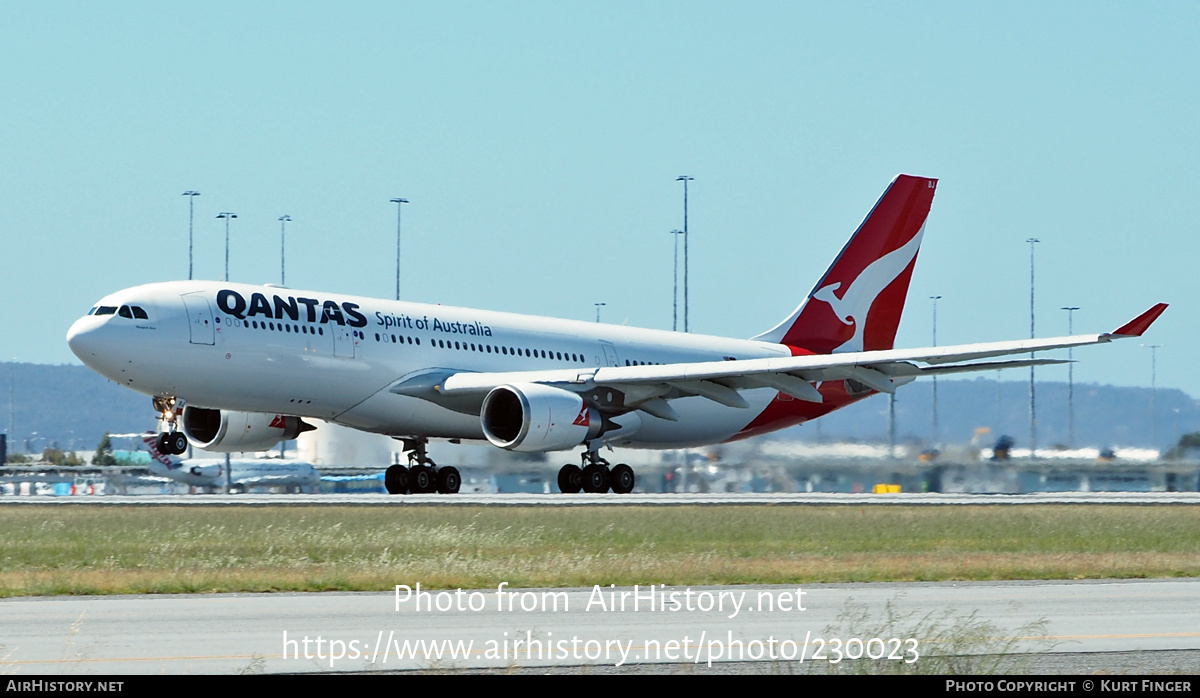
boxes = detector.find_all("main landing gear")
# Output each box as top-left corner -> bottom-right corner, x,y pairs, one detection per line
385,438 -> 461,495
152,396 -> 188,455
558,451 -> 635,494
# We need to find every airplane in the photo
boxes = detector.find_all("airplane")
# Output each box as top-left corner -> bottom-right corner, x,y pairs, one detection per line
121,432 -> 320,493
66,174 -> 1167,495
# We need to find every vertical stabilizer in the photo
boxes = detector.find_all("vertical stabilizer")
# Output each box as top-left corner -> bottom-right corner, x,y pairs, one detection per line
753,175 -> 937,353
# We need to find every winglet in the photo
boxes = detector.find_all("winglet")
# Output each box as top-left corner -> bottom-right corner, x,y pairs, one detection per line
1110,303 -> 1168,337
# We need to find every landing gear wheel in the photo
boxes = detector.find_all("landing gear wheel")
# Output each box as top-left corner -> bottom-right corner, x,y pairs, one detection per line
155,433 -> 170,454
385,465 -> 410,495
610,463 -> 635,494
558,464 -> 582,493
410,464 -> 436,493
166,432 -> 188,456
399,437 -> 450,494
436,466 -> 461,494
581,463 -> 610,493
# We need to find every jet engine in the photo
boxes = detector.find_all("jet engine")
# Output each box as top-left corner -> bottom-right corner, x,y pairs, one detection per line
187,463 -> 222,479
181,406 -> 314,453
481,383 -> 602,452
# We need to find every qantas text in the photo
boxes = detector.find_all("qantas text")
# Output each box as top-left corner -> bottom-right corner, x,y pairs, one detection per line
217,289 -> 367,327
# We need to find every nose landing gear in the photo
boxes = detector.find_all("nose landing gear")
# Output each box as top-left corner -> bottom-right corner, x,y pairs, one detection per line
152,396 -> 188,455
385,437 -> 460,494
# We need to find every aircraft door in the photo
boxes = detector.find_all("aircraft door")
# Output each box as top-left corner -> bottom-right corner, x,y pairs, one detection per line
334,325 -> 358,358
600,341 -> 619,367
181,294 -> 215,345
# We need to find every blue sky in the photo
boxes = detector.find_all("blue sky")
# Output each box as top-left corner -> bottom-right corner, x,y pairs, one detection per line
2,2 -> 1197,395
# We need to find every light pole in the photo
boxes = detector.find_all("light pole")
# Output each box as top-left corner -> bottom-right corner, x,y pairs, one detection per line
8,361 -> 14,450
1062,306 -> 1080,447
1143,343 -> 1162,451
594,302 -> 606,323
390,198 -> 408,300
216,213 -> 237,282
1027,237 -> 1040,456
670,230 -> 684,331
182,191 -> 200,280
278,215 -> 291,286
676,176 -> 693,332
930,295 -> 942,444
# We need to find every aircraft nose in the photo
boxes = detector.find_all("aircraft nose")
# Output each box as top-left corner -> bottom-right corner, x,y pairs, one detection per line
66,316 -> 103,361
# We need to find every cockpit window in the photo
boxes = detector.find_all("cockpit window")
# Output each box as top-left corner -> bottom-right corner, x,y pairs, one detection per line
118,306 -> 133,318
95,306 -> 117,316
131,306 -> 148,319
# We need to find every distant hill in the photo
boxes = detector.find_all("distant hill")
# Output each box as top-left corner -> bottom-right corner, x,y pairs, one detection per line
2,363 -> 1197,455
2,363 -> 146,454
795,376 -> 1200,451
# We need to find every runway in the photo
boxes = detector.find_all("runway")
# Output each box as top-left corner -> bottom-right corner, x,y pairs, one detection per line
3,491 -> 1200,506
3,579 -> 1199,674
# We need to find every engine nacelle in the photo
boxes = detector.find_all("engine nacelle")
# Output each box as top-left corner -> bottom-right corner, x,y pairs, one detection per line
481,383 -> 601,452
181,407 -> 313,453
188,463 -> 222,479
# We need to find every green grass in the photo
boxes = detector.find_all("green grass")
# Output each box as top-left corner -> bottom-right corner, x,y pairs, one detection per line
1,505 -> 1198,596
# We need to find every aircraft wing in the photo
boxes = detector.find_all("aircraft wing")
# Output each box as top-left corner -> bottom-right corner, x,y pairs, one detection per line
235,475 -> 311,487
425,304 -> 1166,419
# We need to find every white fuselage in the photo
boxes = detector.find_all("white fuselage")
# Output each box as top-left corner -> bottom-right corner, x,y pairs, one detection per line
147,456 -> 319,489
67,281 -> 802,449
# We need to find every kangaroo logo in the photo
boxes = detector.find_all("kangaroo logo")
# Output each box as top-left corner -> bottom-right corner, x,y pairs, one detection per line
811,224 -> 925,353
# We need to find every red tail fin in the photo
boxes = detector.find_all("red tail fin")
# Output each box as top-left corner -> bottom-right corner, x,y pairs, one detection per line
754,175 -> 937,353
